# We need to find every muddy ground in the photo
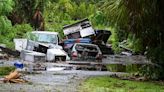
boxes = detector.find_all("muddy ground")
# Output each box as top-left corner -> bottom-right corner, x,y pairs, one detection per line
0,55 -> 148,92
0,69 -> 125,92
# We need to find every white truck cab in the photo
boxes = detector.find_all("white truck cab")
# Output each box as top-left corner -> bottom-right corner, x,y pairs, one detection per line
14,31 -> 67,62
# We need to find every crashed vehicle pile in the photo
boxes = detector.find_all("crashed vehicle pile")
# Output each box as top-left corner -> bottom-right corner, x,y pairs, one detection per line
14,18 -> 113,64
62,18 -> 113,62
8,18 -> 113,71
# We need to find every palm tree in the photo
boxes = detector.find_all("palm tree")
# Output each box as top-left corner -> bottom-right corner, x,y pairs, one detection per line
101,0 -> 164,79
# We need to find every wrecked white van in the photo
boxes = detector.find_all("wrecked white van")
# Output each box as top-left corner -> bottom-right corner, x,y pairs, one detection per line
14,31 -> 67,62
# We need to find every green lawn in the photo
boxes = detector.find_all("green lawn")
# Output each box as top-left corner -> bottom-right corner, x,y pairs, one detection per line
79,76 -> 164,92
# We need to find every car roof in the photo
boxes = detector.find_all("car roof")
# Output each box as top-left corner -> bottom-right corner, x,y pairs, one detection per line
31,31 -> 58,35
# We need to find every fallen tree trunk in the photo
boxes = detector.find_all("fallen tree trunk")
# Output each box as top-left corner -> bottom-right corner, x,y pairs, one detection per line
3,70 -> 28,83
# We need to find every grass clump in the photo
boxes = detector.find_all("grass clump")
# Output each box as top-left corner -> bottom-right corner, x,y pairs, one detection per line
79,76 -> 164,92
0,66 -> 16,76
106,64 -> 142,73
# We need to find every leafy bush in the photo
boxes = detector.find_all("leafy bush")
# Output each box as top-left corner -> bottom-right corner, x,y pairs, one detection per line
0,0 -> 33,49
0,24 -> 32,48
108,27 -> 124,53
12,24 -> 33,38
139,64 -> 161,80
0,66 -> 16,76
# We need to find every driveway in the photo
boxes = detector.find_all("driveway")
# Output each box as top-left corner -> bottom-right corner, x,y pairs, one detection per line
0,69 -> 125,92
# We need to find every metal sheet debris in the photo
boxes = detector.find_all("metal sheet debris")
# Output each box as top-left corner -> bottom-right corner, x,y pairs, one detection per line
46,67 -> 65,71
14,39 -> 27,52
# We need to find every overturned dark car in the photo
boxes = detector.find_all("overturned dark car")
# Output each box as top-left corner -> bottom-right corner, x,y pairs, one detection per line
92,30 -> 113,55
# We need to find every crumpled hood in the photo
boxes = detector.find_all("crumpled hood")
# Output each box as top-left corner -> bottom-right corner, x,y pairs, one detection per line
47,48 -> 67,56
38,42 -> 63,49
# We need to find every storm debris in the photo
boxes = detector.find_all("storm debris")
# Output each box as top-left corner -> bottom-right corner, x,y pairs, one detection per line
33,63 -> 46,71
3,70 -> 28,83
0,46 -> 20,57
0,53 -> 9,60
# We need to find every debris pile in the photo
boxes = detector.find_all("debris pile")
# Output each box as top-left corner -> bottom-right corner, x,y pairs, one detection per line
3,70 -> 28,83
0,53 -> 8,60
33,63 -> 46,71
0,45 -> 20,57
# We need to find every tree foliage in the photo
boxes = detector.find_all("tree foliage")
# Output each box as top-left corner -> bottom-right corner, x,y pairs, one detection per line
14,0 -> 45,20
0,0 -> 14,46
0,0 -> 13,15
0,0 -> 32,48
102,0 -> 164,79
44,0 -> 98,37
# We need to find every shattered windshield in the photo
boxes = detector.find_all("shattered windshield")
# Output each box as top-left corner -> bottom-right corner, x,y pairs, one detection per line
31,33 -> 58,44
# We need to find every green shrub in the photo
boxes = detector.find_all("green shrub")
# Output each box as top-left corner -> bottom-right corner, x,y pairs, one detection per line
0,24 -> 32,49
106,64 -> 142,73
106,64 -> 126,72
0,66 -> 16,76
